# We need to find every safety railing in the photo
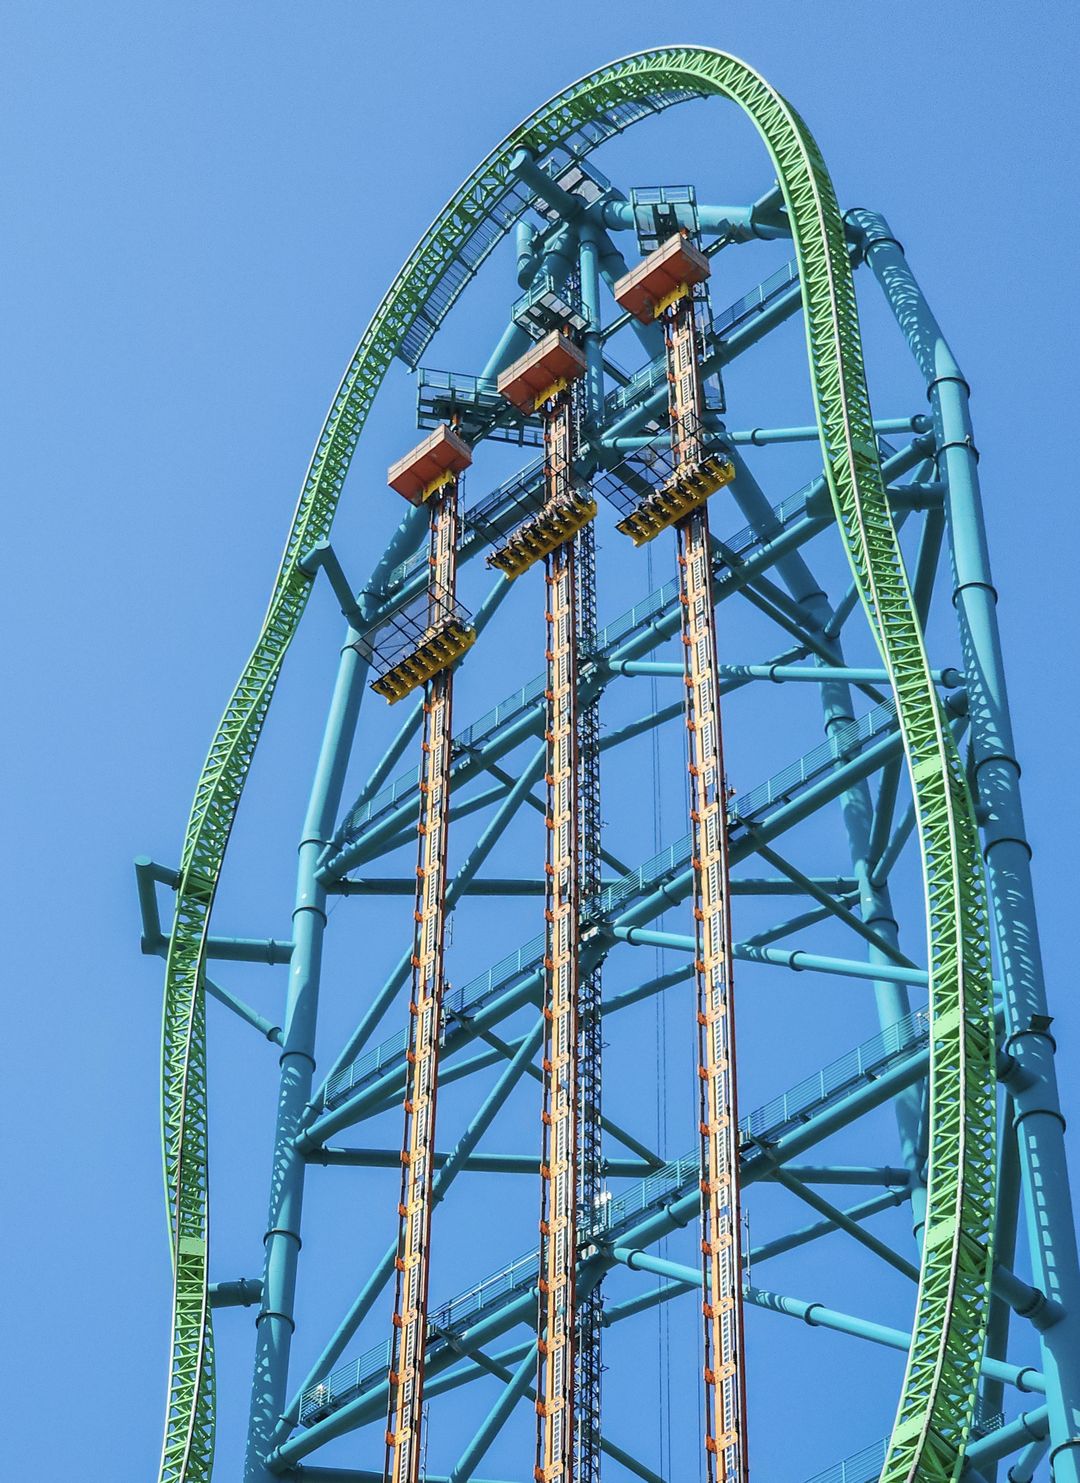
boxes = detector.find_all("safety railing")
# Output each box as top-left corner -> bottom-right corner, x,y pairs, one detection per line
606,1009 -> 929,1234
712,257 -> 800,338
603,353 -> 670,420
511,272 -> 587,342
416,366 -> 542,449
801,1438 -> 887,1483
324,930 -> 546,1110
352,580 -> 471,682
300,1247 -> 539,1425
740,1007 -> 928,1147
331,670 -> 548,852
732,699 -> 897,823
590,837 -> 692,921
800,1412 -> 1003,1483
323,1025 -> 409,1110
593,413 -> 726,521
630,183 -> 699,255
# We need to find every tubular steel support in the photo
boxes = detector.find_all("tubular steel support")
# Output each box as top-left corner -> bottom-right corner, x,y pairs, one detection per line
449,1345 -> 538,1483
245,510 -> 425,1483
852,208 -> 1080,1477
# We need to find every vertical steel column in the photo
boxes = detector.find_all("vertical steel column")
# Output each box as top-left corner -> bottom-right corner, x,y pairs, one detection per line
578,222 -> 605,443
245,511 -> 425,1483
483,224 -> 579,383
851,208 -> 1080,1477
812,612 -> 925,1239
537,390 -> 582,1483
385,478 -> 463,1483
665,289 -> 749,1483
574,222 -> 604,1483
983,1122 -> 1023,1481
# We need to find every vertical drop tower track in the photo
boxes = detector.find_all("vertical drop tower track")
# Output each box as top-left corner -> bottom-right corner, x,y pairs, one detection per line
380,423 -> 474,1483
611,229 -> 746,1480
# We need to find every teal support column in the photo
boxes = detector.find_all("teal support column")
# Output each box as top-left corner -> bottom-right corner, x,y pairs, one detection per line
852,207 -> 1080,1478
578,220 -> 605,433
593,224 -> 664,358
516,219 -> 539,285
983,1122 -> 1023,1481
965,1412 -> 1049,1474
244,509 -> 424,1482
245,636 -> 367,1481
1008,1437 -> 1051,1482
482,221 -> 577,381
481,320 -> 532,384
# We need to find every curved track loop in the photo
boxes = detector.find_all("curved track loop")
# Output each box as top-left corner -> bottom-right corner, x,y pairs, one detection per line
159,47 -> 996,1483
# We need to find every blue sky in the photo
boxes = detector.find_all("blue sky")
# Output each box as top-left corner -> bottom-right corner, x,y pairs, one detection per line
3,3 -> 1079,1479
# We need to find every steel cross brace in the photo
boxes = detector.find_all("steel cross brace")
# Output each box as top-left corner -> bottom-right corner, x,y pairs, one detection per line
266,1013 -> 998,1468
306,713 -> 918,1147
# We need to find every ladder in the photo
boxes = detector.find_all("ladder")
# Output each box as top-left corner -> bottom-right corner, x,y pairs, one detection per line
574,517 -> 603,1483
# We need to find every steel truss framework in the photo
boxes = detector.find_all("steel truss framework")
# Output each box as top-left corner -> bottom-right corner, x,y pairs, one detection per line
139,47 -> 1080,1483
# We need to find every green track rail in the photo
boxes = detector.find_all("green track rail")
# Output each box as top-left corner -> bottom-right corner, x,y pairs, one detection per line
157,48 -> 996,1483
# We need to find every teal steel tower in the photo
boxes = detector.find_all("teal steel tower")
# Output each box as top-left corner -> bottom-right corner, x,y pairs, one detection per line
137,48 -> 1080,1483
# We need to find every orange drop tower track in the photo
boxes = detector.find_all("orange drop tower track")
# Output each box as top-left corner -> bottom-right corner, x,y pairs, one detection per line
614,232 -> 748,1483
493,331 -> 593,1483
381,424 -> 473,1483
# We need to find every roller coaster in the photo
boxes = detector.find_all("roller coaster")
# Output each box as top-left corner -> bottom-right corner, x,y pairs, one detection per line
137,46 -> 1080,1483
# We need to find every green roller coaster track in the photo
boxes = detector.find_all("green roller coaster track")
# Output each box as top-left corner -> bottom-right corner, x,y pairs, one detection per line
158,46 -> 997,1483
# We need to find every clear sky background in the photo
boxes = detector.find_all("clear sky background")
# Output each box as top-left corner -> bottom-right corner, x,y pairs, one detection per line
3,3 -> 1079,1480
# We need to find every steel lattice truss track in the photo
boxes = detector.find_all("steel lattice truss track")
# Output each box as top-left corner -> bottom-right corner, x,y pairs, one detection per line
142,44 -> 1080,1483
573,511 -> 603,1483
